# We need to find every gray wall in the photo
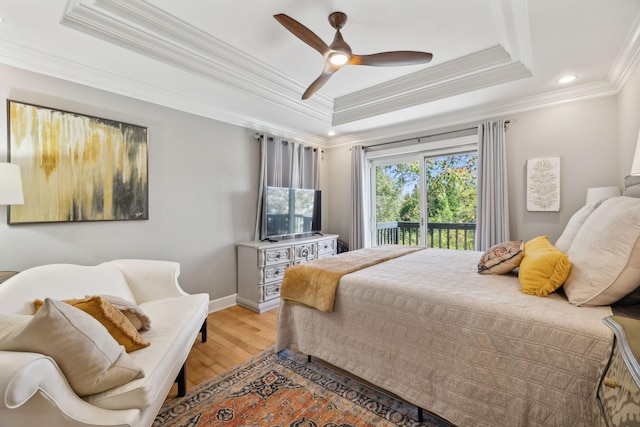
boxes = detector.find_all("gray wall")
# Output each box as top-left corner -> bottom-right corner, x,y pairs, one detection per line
327,94 -> 623,246
506,96 -> 619,242
0,64 -> 261,304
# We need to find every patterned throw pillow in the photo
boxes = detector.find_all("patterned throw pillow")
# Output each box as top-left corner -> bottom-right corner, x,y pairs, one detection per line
477,240 -> 524,274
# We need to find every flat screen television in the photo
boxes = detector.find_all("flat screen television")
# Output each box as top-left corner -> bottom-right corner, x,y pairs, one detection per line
262,186 -> 321,240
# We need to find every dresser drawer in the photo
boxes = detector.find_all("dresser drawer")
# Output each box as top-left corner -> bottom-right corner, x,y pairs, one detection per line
261,263 -> 290,284
318,238 -> 337,255
260,282 -> 281,302
294,243 -> 317,262
261,247 -> 292,266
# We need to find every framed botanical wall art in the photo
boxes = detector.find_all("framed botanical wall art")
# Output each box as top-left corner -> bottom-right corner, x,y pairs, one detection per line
7,100 -> 148,224
526,157 -> 560,212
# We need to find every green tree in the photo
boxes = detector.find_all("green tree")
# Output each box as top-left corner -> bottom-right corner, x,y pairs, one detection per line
425,154 -> 477,224
386,162 -> 421,222
374,154 -> 477,249
375,166 -> 402,222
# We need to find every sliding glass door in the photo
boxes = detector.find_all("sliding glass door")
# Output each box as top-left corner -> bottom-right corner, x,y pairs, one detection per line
423,152 -> 477,250
371,149 -> 477,249
373,160 -> 423,245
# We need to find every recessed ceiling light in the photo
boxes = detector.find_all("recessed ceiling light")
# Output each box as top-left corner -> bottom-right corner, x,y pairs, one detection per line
557,75 -> 577,84
328,130 -> 336,137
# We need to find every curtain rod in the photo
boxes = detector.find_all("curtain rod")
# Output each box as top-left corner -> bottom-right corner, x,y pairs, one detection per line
253,133 -> 323,152
364,120 -> 511,150
365,126 -> 476,150
253,119 -> 511,149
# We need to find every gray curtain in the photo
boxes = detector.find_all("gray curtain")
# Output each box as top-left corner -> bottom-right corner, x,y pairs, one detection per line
475,120 -> 510,251
254,135 -> 320,240
349,145 -> 367,250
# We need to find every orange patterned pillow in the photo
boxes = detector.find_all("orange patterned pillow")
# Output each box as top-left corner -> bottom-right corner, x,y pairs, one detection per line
34,296 -> 149,352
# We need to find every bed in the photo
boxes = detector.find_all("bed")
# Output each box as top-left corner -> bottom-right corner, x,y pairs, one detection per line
275,196 -> 640,427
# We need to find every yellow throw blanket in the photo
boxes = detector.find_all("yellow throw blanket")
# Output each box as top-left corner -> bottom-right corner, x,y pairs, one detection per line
281,245 -> 424,312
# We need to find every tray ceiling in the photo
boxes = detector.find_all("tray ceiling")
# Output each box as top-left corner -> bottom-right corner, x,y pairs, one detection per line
0,0 -> 639,146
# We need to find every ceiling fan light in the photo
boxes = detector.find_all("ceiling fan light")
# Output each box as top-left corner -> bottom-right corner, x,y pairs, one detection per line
329,51 -> 350,66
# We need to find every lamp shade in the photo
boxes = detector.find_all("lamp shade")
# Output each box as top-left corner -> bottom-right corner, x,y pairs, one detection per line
0,163 -> 24,205
631,128 -> 640,176
586,186 -> 621,204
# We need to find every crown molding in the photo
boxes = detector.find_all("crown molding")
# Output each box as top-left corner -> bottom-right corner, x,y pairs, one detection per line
62,0 -> 334,122
327,80 -> 617,147
61,0 -> 538,128
609,12 -> 640,90
333,46 -> 531,125
0,40 -> 330,146
3,0 -> 635,150
334,63 -> 531,124
491,0 -> 532,69
335,46 -> 511,110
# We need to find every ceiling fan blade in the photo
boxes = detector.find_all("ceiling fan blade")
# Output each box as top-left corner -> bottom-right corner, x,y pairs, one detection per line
274,14 -> 330,56
350,51 -> 433,66
302,68 -> 337,100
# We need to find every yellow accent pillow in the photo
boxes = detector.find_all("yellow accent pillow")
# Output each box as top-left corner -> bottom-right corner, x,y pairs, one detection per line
518,236 -> 571,297
34,296 -> 149,352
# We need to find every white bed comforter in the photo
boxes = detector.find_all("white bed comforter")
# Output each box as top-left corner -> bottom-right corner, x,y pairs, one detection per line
276,248 -> 614,427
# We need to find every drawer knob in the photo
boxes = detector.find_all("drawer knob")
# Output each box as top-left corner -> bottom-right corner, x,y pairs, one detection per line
604,377 -> 621,388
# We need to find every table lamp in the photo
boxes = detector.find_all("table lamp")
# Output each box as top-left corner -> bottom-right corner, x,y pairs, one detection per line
0,163 -> 24,206
586,186 -> 621,204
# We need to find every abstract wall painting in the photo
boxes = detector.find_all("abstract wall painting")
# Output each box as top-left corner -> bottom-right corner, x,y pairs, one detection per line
526,157 -> 560,212
7,100 -> 148,224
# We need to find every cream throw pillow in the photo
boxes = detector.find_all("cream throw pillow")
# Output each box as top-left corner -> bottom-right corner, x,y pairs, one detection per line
34,296 -> 150,352
0,298 -> 144,396
564,196 -> 640,306
554,199 -> 603,253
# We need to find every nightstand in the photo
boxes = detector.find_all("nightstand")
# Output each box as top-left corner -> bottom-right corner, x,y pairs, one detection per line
599,316 -> 640,426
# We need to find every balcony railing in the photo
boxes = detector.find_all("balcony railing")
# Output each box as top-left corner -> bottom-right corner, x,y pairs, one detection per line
376,221 -> 476,250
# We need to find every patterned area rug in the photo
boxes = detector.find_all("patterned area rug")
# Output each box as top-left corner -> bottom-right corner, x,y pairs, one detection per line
154,348 -> 454,427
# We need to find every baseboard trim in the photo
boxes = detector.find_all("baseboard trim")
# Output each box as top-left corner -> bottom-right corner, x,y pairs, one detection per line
208,293 -> 237,313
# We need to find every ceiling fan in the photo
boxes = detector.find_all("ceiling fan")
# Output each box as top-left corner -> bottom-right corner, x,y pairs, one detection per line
274,12 -> 433,100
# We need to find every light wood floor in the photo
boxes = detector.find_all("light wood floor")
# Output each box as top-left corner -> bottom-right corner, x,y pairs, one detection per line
167,305 -> 278,397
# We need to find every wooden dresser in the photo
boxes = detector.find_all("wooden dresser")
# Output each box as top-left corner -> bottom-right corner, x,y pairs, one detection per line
599,316 -> 640,426
236,234 -> 338,313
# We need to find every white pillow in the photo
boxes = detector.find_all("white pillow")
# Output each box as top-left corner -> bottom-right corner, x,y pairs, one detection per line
563,197 -> 640,306
0,298 -> 144,396
554,199 -> 603,253
0,313 -> 31,328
